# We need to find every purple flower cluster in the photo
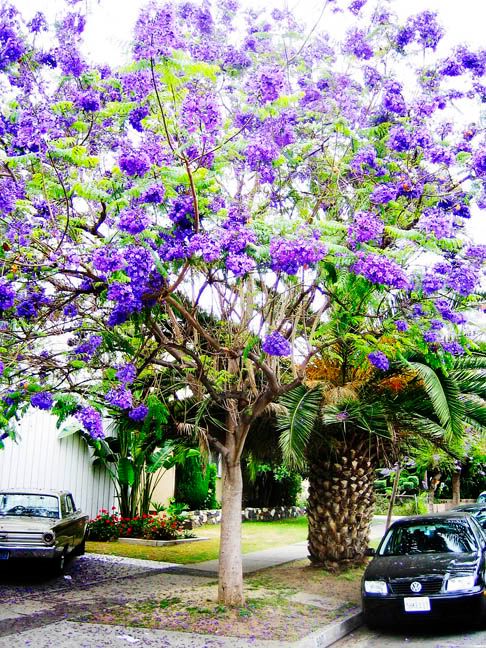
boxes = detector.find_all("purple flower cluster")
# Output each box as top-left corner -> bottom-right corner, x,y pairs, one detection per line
30,392 -> 53,410
270,236 -> 326,274
105,385 -> 133,409
395,320 -> 408,332
388,125 -> 412,152
343,29 -> 373,60
442,341 -> 465,356
128,105 -> 149,132
382,81 -> 407,116
347,211 -> 384,247
0,280 -> 15,311
351,253 -> 409,289
93,246 -> 124,275
418,208 -> 453,240
368,351 -> 389,371
116,363 -> 136,384
133,4 -> 182,60
73,335 -> 103,361
262,331 -> 292,357
255,66 -> 285,103
76,406 -> 104,439
119,151 -> 150,177
75,90 -> 101,112
129,404 -> 149,421
118,206 -> 152,235
369,184 -> 397,205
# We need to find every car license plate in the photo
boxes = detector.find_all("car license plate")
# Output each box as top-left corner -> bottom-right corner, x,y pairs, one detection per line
0,550 -> 9,560
404,597 -> 430,612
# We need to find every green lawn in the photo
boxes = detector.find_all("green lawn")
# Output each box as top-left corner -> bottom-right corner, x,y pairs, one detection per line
86,516 -> 308,564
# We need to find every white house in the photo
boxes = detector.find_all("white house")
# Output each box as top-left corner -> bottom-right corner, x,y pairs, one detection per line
0,409 -> 116,518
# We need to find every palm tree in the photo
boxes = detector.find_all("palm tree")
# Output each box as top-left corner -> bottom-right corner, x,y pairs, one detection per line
278,350 -> 486,569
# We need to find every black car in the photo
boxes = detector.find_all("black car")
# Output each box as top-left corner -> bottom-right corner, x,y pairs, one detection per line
362,513 -> 486,627
450,503 -> 486,532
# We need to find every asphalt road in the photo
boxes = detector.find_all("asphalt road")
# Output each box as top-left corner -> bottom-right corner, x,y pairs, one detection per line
333,623 -> 486,647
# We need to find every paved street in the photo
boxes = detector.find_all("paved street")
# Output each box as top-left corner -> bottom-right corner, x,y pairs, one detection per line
333,624 -> 486,647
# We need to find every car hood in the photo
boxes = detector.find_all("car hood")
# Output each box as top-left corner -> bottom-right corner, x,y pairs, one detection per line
365,552 -> 480,580
0,516 -> 58,532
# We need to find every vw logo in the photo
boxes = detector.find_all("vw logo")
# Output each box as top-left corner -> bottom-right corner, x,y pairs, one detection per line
410,581 -> 422,593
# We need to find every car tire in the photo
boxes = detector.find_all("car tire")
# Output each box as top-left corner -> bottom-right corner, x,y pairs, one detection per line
53,549 -> 67,575
73,538 -> 86,556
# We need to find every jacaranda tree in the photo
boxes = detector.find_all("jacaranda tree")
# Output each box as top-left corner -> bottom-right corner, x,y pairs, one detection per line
0,0 -> 484,603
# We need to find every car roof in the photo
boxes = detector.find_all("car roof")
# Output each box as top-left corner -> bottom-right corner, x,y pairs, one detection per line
451,503 -> 486,511
0,489 -> 65,497
390,512 -> 472,526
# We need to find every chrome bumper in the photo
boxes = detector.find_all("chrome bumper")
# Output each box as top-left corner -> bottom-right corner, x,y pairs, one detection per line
0,545 -> 58,559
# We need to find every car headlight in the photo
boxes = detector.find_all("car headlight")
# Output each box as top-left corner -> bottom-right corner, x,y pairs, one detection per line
446,575 -> 476,592
43,532 -> 55,545
364,580 -> 388,595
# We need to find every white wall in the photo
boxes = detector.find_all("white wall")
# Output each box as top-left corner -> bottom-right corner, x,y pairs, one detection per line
0,409 -> 116,518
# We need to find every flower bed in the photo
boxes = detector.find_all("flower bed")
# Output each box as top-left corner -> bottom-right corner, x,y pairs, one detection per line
87,508 -> 193,542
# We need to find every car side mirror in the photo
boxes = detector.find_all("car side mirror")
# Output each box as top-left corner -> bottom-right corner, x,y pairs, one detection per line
365,547 -> 376,557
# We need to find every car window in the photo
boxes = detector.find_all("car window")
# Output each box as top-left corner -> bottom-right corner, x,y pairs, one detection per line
379,521 -> 477,555
0,493 -> 59,518
65,495 -> 75,515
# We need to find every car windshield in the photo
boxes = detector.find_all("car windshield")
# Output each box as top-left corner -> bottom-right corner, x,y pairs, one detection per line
0,493 -> 59,518
379,521 -> 477,556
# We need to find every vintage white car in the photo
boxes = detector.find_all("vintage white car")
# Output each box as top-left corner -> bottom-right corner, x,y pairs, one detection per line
0,489 -> 88,573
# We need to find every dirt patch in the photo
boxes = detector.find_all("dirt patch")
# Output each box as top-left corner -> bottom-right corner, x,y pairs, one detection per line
75,559 -> 363,642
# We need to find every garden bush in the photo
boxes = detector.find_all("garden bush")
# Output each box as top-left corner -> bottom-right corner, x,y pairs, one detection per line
175,455 -> 213,510
88,509 -> 188,541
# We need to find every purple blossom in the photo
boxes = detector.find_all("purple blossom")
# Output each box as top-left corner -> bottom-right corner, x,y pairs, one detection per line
472,148 -> 486,177
133,4 -> 182,60
225,253 -> 256,276
351,253 -> 410,289
0,361 -> 3,375
76,90 -> 101,112
442,341 -> 465,356
413,11 -> 444,50
63,304 -> 78,318
368,351 -> 389,371
129,105 -> 149,132
347,211 -> 384,247
343,29 -> 373,60
382,81 -> 407,116
73,335 -> 103,361
418,208 -> 453,239
369,184 -> 397,204
0,280 -> 15,311
105,385 -> 133,409
446,263 -> 478,296
395,320 -> 408,332
76,406 -> 104,439
262,331 -> 291,357
348,0 -> 367,15
141,184 -> 165,204
270,236 -> 326,274
254,66 -> 284,103
93,247 -> 125,275
421,273 -> 444,295
118,206 -> 152,235
30,392 -> 54,410
423,331 -> 438,343
129,404 -> 149,421
119,151 -> 151,177
388,125 -> 412,152
116,363 -> 136,385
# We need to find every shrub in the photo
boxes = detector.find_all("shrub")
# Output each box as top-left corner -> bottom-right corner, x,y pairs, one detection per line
143,513 -> 185,540
118,514 -> 148,538
203,463 -> 219,509
175,455 -> 210,510
87,509 -> 120,541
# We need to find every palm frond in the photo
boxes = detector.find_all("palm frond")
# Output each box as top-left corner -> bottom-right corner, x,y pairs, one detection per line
276,386 -> 321,470
407,361 -> 462,440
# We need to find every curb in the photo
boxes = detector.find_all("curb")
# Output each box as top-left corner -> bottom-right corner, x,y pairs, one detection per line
295,610 -> 363,648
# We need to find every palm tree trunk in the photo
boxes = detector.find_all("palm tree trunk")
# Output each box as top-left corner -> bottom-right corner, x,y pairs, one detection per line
307,430 -> 376,569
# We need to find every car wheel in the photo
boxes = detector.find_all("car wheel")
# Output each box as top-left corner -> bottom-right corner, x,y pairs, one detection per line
73,538 -> 86,556
54,549 -> 67,575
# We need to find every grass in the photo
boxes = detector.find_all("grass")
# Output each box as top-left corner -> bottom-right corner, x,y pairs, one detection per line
86,515 -> 308,564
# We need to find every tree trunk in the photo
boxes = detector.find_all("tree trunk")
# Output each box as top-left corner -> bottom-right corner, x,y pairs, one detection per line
452,470 -> 461,505
307,430 -> 377,569
217,406 -> 246,606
